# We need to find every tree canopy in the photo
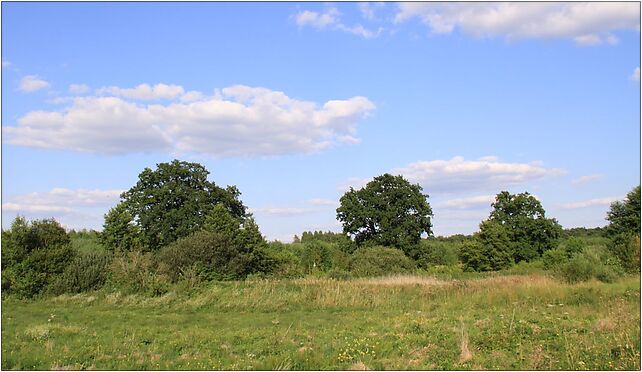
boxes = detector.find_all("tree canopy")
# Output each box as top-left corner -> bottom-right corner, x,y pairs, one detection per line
488,191 -> 562,262
336,173 -> 433,251
606,185 -> 641,237
117,160 -> 247,250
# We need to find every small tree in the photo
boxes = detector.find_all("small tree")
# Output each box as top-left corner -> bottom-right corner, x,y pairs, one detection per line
118,160 -> 248,250
100,202 -> 142,253
459,220 -> 513,271
488,191 -> 562,262
336,173 -> 433,252
606,186 -> 641,272
1,217 -> 75,297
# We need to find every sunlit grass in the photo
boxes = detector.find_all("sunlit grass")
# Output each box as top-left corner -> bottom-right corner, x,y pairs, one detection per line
2,274 -> 639,370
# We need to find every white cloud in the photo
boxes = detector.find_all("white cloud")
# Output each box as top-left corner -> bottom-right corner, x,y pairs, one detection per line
308,198 -> 338,207
571,174 -> 603,186
97,83 -> 185,100
19,75 -> 50,92
249,207 -> 315,217
435,195 -> 495,209
2,60 -> 11,68
295,8 -> 340,28
359,2 -> 385,21
560,196 -> 622,209
394,2 -> 640,45
294,7 -> 383,39
338,156 -> 563,195
631,67 -> 640,81
68,84 -> 90,94
3,84 -> 375,157
391,156 -> 565,193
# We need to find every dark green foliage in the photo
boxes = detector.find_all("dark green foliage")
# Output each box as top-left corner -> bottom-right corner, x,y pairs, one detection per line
69,229 -> 105,254
263,241 -> 304,278
348,246 -> 416,277
608,233 -> 640,273
489,191 -> 562,262
300,231 -> 356,254
459,221 -> 513,272
412,239 -> 459,268
337,173 -> 433,251
300,241 -> 348,273
50,251 -> 112,294
1,217 -> 75,298
558,246 -> 624,283
158,206 -> 273,281
100,202 -> 142,253
120,160 -> 247,250
606,186 -> 641,237
542,248 -> 570,270
563,227 -> 606,239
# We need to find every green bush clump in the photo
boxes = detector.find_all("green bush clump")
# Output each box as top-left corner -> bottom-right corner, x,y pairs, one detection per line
50,251 -> 112,294
299,241 -> 348,274
459,221 -> 513,272
348,246 -> 415,277
608,233 -> 640,273
1,217 -> 76,298
558,246 -> 624,283
263,241 -> 304,278
542,248 -> 570,270
109,251 -> 169,296
412,239 -> 459,268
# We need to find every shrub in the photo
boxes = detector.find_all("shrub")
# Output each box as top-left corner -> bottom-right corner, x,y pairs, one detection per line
459,221 -> 513,272
349,246 -> 415,277
1,217 -> 75,298
609,233 -> 641,273
50,251 -> 112,294
542,248 -> 570,270
413,239 -> 459,268
157,230 -> 273,282
558,246 -> 624,283
263,241 -> 304,278
109,251 -> 169,295
299,241 -> 349,273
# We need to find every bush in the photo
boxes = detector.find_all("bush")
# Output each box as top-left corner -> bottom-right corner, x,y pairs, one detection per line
558,246 -> 624,283
263,241 -> 304,278
109,251 -> 169,295
349,246 -> 415,277
542,248 -> 570,270
50,251 -> 112,294
413,239 -> 459,268
157,230 -> 273,282
300,241 -> 348,273
609,233 -> 640,273
1,217 -> 75,298
459,221 -> 513,272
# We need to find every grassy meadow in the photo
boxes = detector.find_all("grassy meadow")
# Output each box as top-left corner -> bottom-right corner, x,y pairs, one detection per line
2,273 -> 640,370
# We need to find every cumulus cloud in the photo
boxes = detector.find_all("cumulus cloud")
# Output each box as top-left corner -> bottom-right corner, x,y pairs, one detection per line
560,196 -> 621,209
96,83 -> 185,100
19,75 -> 50,92
308,198 -> 338,206
68,84 -> 90,94
359,2 -> 385,21
631,67 -> 640,81
294,7 -> 383,39
394,2 -> 640,45
571,174 -> 603,186
391,156 -> 565,193
338,156 -> 563,195
249,207 -> 316,217
3,84 -> 375,157
2,188 -> 124,230
435,195 -> 496,209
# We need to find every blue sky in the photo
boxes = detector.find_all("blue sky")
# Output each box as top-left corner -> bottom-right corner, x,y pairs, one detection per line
2,2 -> 640,242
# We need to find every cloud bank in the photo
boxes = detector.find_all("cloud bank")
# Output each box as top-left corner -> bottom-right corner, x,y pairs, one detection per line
3,84 -> 375,157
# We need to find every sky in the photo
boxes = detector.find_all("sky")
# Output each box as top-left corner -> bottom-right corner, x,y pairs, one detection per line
2,2 -> 640,242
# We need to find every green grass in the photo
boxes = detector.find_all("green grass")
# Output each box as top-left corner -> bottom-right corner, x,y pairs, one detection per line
2,274 -> 640,370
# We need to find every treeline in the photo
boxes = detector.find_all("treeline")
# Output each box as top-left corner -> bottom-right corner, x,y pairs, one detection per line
1,160 -> 639,298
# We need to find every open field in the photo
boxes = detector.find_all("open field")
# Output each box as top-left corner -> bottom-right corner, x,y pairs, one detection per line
2,274 -> 640,370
